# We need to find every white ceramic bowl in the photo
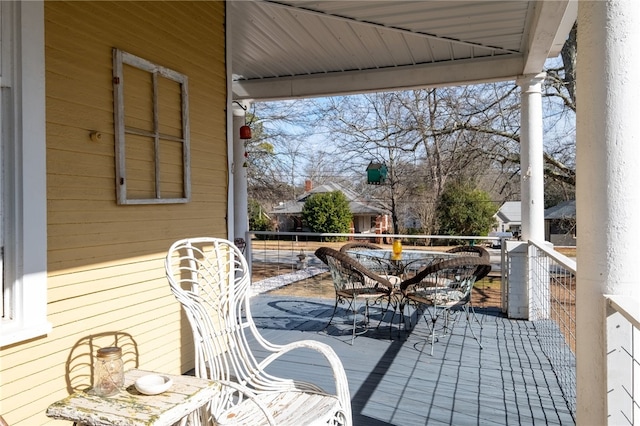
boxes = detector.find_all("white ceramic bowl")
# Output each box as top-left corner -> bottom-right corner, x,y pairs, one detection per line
134,374 -> 173,395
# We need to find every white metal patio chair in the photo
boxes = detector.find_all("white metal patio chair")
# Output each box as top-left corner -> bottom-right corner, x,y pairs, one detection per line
166,237 -> 352,426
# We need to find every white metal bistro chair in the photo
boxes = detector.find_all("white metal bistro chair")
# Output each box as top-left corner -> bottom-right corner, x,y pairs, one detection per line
166,237 -> 352,426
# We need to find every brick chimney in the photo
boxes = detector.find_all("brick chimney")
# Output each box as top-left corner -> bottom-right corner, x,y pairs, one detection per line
305,179 -> 312,192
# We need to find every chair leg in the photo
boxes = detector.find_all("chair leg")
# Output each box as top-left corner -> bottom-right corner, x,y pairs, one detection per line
399,301 -> 410,330
324,293 -> 361,344
324,294 -> 340,331
349,297 -> 389,344
429,311 -> 438,356
467,302 -> 483,327
441,305 -> 483,350
462,305 -> 483,349
409,300 -> 484,355
374,297 -> 397,340
386,297 -> 400,339
401,301 -> 419,331
351,295 -> 359,345
364,299 -> 370,328
417,306 -> 441,356
374,297 -> 390,327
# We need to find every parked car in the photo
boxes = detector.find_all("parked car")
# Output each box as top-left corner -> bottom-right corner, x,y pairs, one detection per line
488,231 -> 513,248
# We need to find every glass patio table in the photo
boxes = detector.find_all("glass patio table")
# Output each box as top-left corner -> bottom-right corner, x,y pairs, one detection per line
346,248 -> 455,279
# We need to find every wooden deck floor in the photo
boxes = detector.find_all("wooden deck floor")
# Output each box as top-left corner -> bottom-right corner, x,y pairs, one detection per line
248,295 -> 575,426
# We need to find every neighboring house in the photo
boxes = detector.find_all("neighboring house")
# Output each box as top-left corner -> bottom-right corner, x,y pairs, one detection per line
545,200 -> 576,246
1,3 -> 227,423
271,181 -> 391,235
493,201 -> 522,235
402,211 -> 423,230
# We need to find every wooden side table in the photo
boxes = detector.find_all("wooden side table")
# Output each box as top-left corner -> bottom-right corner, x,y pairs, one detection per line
46,369 -> 220,426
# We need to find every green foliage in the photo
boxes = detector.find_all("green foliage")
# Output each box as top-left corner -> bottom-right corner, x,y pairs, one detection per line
302,191 -> 352,240
437,182 -> 497,237
249,199 -> 273,232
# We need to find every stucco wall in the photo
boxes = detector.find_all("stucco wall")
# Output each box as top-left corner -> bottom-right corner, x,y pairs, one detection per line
0,2 -> 227,424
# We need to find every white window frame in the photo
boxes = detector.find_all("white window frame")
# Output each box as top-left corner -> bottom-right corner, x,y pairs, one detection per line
0,1 -> 51,347
113,49 -> 191,205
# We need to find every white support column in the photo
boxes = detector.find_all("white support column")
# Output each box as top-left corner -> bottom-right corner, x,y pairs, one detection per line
517,73 -> 546,242
509,74 -> 545,321
225,10 -> 234,241
232,102 -> 250,244
576,2 -> 640,424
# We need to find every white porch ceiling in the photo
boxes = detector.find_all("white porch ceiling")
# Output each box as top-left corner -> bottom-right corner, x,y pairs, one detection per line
229,0 -> 577,100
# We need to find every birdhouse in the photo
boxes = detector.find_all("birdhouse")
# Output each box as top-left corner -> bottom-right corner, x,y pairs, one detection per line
366,162 -> 388,185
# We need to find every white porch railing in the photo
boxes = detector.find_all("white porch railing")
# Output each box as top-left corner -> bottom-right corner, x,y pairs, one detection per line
245,231 -> 505,295
245,232 -> 580,420
245,231 -> 500,274
606,295 -> 640,425
528,240 -> 576,421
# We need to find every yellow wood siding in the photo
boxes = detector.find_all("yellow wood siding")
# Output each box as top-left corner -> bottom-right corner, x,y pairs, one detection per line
0,2 -> 225,424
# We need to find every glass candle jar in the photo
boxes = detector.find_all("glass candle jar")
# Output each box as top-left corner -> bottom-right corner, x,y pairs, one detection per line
93,346 -> 124,397
392,239 -> 403,256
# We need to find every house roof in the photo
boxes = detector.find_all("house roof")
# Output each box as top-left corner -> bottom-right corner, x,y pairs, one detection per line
495,201 -> 522,224
271,182 -> 388,216
229,1 -> 577,100
545,200 -> 576,220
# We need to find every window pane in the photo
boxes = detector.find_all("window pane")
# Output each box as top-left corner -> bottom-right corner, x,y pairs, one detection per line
124,134 -> 156,199
157,77 -> 183,139
158,139 -> 185,198
123,64 -> 153,132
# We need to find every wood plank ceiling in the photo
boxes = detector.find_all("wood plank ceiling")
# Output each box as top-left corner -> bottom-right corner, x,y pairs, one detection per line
229,1 -> 577,100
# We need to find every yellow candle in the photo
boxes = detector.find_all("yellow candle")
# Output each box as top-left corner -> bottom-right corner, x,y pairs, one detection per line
392,239 -> 403,257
